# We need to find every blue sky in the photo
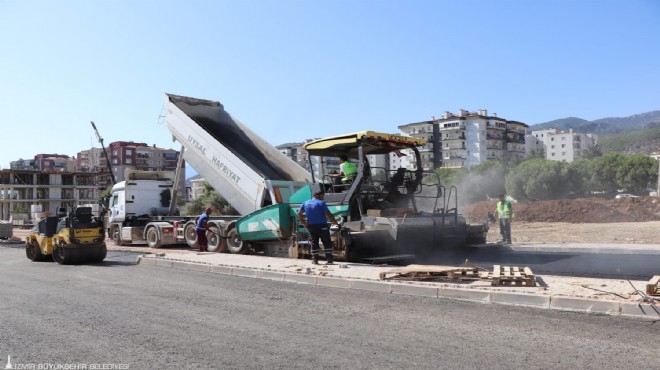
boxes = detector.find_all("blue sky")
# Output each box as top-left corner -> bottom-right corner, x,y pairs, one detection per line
1,0 -> 658,177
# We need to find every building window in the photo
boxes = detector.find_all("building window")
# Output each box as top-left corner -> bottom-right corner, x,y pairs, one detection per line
551,153 -> 555,157
551,137 -> 554,141
561,144 -> 565,148
126,158 -> 132,164
561,137 -> 566,141
126,149 -> 132,155
562,152 -> 566,156
551,145 -> 555,149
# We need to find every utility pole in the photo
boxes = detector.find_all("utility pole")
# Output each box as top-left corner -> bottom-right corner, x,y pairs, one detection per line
90,121 -> 117,185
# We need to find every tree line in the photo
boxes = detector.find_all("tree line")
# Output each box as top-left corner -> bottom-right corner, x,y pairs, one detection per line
431,151 -> 658,203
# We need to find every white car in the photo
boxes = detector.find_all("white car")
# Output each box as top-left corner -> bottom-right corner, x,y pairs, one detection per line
615,193 -> 638,199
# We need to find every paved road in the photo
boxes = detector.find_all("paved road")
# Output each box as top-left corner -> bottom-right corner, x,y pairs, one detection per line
0,247 -> 656,369
427,247 -> 660,280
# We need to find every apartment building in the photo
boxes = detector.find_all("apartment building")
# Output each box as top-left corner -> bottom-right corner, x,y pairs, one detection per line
0,170 -> 100,221
104,141 -> 180,182
398,109 -> 528,169
527,129 -> 597,162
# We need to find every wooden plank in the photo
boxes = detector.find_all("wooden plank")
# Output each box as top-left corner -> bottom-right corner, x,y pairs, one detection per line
523,267 -> 534,277
646,275 -> 660,295
503,266 -> 511,277
513,266 -> 521,277
480,271 -> 490,279
493,265 -> 501,279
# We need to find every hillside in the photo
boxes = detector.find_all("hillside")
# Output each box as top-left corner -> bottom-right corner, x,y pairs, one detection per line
598,127 -> 660,153
530,110 -> 660,154
530,110 -> 660,135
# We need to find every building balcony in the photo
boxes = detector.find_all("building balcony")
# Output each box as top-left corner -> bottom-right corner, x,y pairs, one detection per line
506,136 -> 526,144
441,135 -> 465,141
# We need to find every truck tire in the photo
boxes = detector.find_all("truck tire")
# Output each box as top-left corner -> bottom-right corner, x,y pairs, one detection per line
111,226 -> 125,246
184,223 -> 198,248
146,227 -> 162,248
227,228 -> 248,254
26,241 -> 45,262
207,226 -> 226,252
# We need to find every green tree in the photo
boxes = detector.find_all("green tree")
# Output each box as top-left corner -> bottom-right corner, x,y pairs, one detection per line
590,152 -> 624,193
582,144 -> 603,159
506,159 -> 569,201
615,154 -> 657,193
183,182 -> 238,216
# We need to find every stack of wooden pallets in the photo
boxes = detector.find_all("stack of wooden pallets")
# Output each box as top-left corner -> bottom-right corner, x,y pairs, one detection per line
486,265 -> 536,287
379,264 -> 483,281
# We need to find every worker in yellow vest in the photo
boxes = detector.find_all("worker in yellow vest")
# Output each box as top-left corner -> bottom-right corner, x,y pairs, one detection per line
330,155 -> 358,184
496,193 -> 513,244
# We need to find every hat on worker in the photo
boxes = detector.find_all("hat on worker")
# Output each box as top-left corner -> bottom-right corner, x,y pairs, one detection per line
205,207 -> 213,213
313,191 -> 324,197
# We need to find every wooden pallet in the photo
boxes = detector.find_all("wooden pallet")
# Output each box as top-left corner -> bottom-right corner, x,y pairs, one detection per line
489,265 -> 536,287
379,264 -> 483,281
646,276 -> 660,295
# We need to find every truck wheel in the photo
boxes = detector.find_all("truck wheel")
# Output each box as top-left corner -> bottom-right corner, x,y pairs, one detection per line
207,226 -> 226,252
111,227 -> 125,246
26,241 -> 45,261
184,223 -> 198,248
227,228 -> 247,254
146,227 -> 162,248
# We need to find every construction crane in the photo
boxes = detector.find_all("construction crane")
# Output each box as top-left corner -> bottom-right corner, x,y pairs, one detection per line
90,121 -> 116,185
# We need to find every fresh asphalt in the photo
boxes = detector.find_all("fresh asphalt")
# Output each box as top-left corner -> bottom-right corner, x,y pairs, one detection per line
426,245 -> 660,280
0,246 -> 656,370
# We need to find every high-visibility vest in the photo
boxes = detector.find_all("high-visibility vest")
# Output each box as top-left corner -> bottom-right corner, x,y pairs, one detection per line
496,200 -> 512,219
341,161 -> 357,182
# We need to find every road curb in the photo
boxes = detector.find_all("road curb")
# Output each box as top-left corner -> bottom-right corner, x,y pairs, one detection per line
137,255 -> 659,320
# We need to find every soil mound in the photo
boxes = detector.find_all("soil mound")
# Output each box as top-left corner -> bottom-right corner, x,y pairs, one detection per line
461,197 -> 660,223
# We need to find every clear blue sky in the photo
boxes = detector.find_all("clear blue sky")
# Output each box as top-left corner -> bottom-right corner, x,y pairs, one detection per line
1,0 -> 658,176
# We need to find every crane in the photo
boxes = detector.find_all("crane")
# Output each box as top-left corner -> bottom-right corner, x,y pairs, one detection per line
90,121 -> 116,185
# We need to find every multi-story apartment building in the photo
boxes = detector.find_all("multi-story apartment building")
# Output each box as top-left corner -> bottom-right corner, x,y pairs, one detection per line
399,109 -> 528,169
105,141 -> 180,183
526,129 -> 597,162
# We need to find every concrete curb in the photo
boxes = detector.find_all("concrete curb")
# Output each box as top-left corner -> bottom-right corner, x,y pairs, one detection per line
136,255 -> 659,320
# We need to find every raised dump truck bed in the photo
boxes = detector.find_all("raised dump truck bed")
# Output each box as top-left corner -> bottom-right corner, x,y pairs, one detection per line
165,94 -> 312,215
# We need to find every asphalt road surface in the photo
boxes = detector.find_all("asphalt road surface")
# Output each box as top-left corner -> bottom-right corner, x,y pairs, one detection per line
427,247 -> 660,280
0,246 -> 657,369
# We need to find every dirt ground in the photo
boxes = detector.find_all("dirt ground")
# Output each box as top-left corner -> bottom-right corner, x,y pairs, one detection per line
463,196 -> 660,244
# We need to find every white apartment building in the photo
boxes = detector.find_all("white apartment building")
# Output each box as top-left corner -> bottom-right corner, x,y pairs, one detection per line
527,129 -> 597,162
399,109 -> 528,169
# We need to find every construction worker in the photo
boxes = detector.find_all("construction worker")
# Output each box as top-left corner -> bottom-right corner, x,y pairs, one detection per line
329,155 -> 358,184
496,194 -> 513,244
297,191 -> 339,265
195,207 -> 212,252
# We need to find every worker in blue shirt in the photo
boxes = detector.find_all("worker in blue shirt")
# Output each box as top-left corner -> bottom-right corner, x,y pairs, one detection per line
297,191 -> 339,264
195,207 -> 212,252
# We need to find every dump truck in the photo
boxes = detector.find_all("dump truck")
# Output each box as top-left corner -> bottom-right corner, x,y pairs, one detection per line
25,206 -> 107,264
106,94 -> 313,251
